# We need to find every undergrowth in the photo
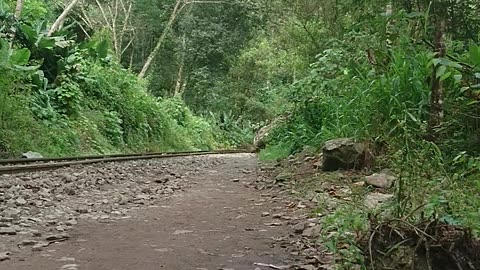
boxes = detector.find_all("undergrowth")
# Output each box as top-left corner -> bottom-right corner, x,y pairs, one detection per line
254,4 -> 480,269
0,0 -> 248,158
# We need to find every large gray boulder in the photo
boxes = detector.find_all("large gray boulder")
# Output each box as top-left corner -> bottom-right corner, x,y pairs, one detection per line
321,138 -> 366,171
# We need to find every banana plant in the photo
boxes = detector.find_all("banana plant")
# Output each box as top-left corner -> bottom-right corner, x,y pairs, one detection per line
0,38 -> 38,71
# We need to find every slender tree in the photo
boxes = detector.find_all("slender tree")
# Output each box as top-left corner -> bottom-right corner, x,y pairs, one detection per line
14,0 -> 23,19
427,19 -> 446,141
138,0 -> 226,79
47,0 -> 81,37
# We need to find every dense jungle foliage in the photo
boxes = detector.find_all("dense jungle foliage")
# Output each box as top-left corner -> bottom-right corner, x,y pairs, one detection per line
2,0 -> 480,267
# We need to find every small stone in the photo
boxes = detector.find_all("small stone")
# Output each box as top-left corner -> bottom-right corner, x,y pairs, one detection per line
62,174 -> 77,183
32,241 -> 50,251
302,225 -> 322,238
293,222 -> 306,234
261,212 -> 270,217
65,220 -> 77,226
0,217 -> 13,223
299,265 -> 316,270
232,179 -> 240,182
154,176 -> 171,184
22,151 -> 43,159
65,188 -> 76,196
60,264 -> 78,270
46,220 -> 58,226
15,198 -> 27,206
154,248 -> 173,253
18,239 -> 38,246
365,172 -> 396,189
0,227 -> 16,235
364,192 -> 394,209
173,230 -> 193,235
0,252 -> 10,261
275,172 -> 293,182
45,233 -> 69,242
76,206 -> 89,214
272,213 -> 284,219
264,222 -> 282,226
117,195 -> 129,205
57,257 -> 76,262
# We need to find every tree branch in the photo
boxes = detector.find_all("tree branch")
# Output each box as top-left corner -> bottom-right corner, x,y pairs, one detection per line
47,0 -> 80,37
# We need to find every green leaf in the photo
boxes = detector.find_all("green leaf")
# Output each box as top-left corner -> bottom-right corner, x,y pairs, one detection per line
438,58 -> 462,69
406,12 -> 424,18
32,70 -> 46,89
96,40 -> 109,59
13,65 -> 39,71
36,37 -> 56,50
431,58 -> 441,67
460,87 -> 470,93
467,100 -> 479,106
79,40 -> 97,50
436,66 -> 447,78
10,48 -> 31,65
406,112 -> 418,123
19,25 -> 37,43
66,54 -> 77,64
454,74 -> 462,83
0,39 -> 10,65
469,44 -> 480,66
55,40 -> 73,48
440,72 -> 451,82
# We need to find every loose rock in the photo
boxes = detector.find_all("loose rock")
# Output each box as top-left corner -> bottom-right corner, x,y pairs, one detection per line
0,227 -> 16,235
32,241 -> 50,251
275,172 -> 293,182
302,225 -> 321,238
293,222 -> 307,234
365,172 -> 396,189
0,252 -> 10,261
45,233 -> 70,242
321,138 -> 366,171
21,151 -> 43,159
364,192 -> 394,209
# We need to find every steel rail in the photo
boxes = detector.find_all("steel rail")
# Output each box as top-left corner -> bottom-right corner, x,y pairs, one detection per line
0,149 -> 250,174
0,150 -> 216,165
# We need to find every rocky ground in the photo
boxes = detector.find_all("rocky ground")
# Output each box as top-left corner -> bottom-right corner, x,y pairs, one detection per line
0,153 -> 336,270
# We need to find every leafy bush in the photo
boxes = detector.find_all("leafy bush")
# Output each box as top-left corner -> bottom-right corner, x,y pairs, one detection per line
0,2 -> 225,157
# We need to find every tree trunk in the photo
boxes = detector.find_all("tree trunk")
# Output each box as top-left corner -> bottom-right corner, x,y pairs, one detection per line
47,0 -> 80,37
14,0 -> 24,19
138,0 -> 184,79
174,34 -> 187,96
138,0 -> 226,79
427,19 -> 446,141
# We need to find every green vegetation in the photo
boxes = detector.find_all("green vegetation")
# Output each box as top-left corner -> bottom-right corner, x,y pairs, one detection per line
0,0 -> 246,157
241,1 -> 480,268
2,0 -> 480,267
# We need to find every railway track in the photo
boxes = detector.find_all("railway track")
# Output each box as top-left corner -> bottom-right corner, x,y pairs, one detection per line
0,149 -> 250,174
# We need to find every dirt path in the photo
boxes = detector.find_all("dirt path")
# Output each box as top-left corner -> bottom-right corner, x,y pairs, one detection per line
0,154 -> 297,270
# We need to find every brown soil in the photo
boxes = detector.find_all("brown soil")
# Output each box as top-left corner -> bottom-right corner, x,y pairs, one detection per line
0,154 -> 297,270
